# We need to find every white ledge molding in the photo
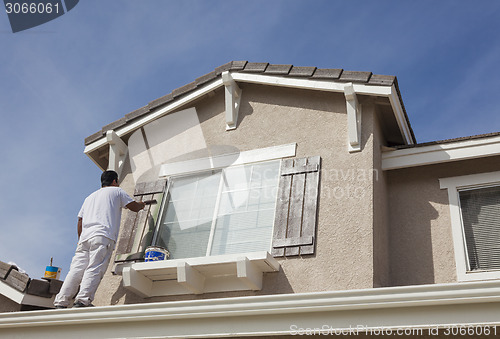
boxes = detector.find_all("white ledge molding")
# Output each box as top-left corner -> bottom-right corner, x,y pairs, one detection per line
222,71 -> 242,130
120,251 -> 279,298
106,130 -> 128,176
344,83 -> 362,152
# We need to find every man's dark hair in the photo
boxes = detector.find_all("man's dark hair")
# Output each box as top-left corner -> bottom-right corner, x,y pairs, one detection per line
101,170 -> 118,187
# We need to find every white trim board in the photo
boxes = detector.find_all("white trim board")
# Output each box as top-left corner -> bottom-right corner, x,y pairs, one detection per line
0,280 -> 55,308
159,143 -> 296,177
440,171 -> 500,282
382,135 -> 500,170
1,280 -> 500,338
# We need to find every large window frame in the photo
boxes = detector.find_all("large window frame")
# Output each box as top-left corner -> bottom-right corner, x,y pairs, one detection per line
440,171 -> 500,282
151,159 -> 281,259
117,143 -> 297,297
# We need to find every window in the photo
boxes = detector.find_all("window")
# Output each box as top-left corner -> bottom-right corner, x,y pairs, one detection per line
114,147 -> 321,297
152,160 -> 280,259
440,171 -> 500,281
459,185 -> 500,272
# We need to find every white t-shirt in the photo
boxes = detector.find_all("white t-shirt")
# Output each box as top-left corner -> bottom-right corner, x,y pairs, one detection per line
78,187 -> 134,243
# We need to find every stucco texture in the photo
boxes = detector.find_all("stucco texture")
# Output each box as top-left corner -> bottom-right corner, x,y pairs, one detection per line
387,156 -> 500,286
0,295 -> 21,312
95,84 -> 386,305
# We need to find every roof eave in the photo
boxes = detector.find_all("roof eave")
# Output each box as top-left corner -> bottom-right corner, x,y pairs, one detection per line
84,67 -> 415,168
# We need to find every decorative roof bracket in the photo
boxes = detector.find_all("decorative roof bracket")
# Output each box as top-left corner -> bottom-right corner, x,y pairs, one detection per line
106,130 -> 128,177
344,83 -> 362,153
222,71 -> 242,130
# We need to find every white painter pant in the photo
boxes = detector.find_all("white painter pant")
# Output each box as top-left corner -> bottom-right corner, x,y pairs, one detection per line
54,236 -> 115,307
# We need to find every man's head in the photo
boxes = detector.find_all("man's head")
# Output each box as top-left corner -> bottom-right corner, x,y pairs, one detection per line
101,170 -> 119,187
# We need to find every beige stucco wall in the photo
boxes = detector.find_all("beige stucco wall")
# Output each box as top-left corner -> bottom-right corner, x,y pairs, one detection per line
95,83 -> 384,306
0,295 -> 21,312
371,104 -> 390,288
387,155 -> 500,286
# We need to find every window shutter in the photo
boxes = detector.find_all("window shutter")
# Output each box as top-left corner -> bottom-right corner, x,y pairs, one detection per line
272,156 -> 321,257
459,186 -> 500,271
115,179 -> 167,262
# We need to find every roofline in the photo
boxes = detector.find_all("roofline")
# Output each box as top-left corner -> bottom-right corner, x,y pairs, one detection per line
1,280 -> 500,337
382,133 -> 500,170
84,63 -> 415,161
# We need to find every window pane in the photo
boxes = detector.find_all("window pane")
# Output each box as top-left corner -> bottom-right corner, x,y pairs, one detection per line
154,171 -> 221,259
210,161 -> 280,256
460,186 -> 500,271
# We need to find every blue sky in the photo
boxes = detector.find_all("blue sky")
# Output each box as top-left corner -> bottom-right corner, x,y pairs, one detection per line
0,0 -> 499,279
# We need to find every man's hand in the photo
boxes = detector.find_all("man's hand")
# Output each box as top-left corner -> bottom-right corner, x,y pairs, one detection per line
126,201 -> 146,212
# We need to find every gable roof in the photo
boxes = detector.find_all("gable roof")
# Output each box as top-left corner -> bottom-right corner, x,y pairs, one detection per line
84,61 -> 414,146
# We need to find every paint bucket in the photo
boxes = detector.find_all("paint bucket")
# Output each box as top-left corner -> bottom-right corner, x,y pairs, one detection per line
144,246 -> 170,262
44,266 -> 61,279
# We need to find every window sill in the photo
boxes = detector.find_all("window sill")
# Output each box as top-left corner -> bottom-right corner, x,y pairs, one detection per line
116,251 -> 280,298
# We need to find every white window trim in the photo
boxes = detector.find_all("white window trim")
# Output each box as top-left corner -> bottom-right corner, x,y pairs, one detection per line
159,142 -> 296,177
440,171 -> 500,282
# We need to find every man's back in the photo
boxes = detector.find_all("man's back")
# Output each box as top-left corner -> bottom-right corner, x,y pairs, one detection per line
78,186 -> 133,243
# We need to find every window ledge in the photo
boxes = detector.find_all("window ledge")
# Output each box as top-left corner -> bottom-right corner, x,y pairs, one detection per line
117,251 -> 280,298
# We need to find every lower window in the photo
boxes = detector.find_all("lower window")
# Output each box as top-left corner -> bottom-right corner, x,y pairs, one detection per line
440,171 -> 500,281
459,185 -> 500,272
152,160 -> 280,259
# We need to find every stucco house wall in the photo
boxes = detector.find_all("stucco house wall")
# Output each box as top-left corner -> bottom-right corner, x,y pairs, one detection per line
0,295 -> 21,312
95,83 -> 386,305
387,156 -> 500,286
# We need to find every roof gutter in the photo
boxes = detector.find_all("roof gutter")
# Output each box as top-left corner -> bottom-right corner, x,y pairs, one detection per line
0,280 -> 499,338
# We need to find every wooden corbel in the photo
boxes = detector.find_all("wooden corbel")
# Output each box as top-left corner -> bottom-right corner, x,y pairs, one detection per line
222,71 -> 242,130
344,83 -> 362,153
106,130 -> 128,177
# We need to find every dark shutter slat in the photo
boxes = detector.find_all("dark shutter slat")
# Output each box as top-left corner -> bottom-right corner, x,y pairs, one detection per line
115,210 -> 139,258
272,156 -> 321,257
271,159 -> 294,257
285,158 -> 307,256
301,156 -> 321,255
135,179 -> 167,196
115,180 -> 167,263
281,162 -> 319,176
273,236 -> 313,248
127,193 -> 153,252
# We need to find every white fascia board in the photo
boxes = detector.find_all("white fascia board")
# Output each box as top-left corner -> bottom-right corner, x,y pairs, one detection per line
232,72 -> 395,96
387,85 -> 414,145
0,280 -> 55,308
83,79 -> 224,155
2,280 -> 500,338
382,135 -> 500,170
231,73 -> 414,145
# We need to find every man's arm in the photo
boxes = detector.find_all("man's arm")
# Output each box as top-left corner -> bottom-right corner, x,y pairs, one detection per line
126,201 -> 146,212
77,217 -> 82,239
